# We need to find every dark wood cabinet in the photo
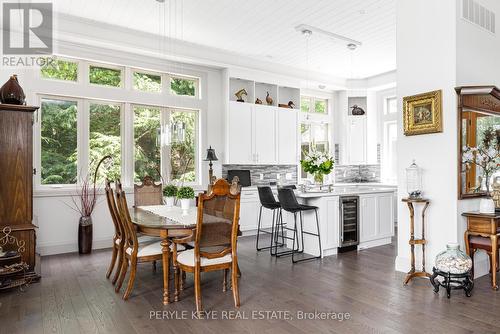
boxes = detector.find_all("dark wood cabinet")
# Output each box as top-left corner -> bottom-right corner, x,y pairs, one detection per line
0,104 -> 40,280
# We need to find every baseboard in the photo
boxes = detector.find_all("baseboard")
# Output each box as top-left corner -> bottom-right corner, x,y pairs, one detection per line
38,237 -> 112,256
358,237 -> 392,250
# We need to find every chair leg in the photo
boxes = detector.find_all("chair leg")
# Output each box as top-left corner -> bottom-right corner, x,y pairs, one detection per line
231,261 -> 240,307
152,260 -> 157,273
112,249 -> 123,285
256,206 -> 264,251
106,245 -> 118,279
194,265 -> 202,314
181,270 -> 186,291
314,208 -> 322,258
115,257 -> 128,293
123,259 -> 137,300
223,269 -> 228,292
174,264 -> 180,302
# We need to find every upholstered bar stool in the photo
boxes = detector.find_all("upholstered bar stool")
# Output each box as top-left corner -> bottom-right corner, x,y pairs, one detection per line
276,187 -> 322,263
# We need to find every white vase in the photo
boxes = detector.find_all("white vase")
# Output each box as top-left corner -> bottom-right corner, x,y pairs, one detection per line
180,199 -> 190,211
165,196 -> 175,207
479,198 -> 495,214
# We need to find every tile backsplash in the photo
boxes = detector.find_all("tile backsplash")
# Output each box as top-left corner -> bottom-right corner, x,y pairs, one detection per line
222,165 -> 297,187
334,164 -> 381,183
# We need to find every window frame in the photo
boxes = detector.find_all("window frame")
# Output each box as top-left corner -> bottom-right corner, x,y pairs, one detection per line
88,62 -> 125,89
168,74 -> 200,99
131,68 -> 163,94
300,95 -> 329,115
37,56 -> 81,84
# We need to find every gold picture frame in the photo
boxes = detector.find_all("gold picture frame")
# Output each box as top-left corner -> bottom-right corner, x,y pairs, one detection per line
403,90 -> 442,136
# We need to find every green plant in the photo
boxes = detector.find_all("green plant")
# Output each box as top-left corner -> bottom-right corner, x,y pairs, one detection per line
163,184 -> 178,197
176,186 -> 195,199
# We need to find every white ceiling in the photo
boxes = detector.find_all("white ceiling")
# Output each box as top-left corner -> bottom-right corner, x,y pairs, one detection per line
53,0 -> 396,79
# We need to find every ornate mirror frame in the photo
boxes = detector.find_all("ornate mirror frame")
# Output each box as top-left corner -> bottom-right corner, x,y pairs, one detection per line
456,86 -> 500,199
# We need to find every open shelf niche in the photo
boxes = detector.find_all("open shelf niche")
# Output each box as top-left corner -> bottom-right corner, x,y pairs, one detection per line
278,86 -> 300,110
255,82 -> 278,106
229,78 -> 254,103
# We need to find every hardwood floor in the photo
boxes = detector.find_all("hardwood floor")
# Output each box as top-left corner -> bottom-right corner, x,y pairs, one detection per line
1,236 -> 500,334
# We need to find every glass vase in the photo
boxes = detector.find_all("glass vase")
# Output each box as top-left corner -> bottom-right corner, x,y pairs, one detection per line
435,243 -> 472,274
314,172 -> 324,185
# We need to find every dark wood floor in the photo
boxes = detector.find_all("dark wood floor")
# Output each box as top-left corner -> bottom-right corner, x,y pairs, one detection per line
1,236 -> 500,334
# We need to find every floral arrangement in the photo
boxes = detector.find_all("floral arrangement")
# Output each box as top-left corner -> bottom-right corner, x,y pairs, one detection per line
462,127 -> 500,195
177,186 -> 195,199
163,184 -> 178,197
300,150 -> 334,183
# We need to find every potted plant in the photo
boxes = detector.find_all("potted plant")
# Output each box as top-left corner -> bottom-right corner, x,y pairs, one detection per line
462,127 -> 500,213
163,184 -> 178,207
300,150 -> 335,185
69,155 -> 112,254
177,186 -> 195,211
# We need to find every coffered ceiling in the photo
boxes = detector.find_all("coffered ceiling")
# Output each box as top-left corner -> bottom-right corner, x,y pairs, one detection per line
53,0 -> 396,79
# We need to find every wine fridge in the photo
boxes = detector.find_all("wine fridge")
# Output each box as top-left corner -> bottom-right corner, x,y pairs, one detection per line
339,196 -> 359,250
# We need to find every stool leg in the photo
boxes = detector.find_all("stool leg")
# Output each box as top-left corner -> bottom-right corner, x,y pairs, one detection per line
268,209 -> 276,255
291,212 -> 298,263
256,206 -> 264,251
280,209 -> 285,245
314,208 -> 322,258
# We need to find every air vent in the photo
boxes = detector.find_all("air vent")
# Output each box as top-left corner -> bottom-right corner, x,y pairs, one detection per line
462,0 -> 496,34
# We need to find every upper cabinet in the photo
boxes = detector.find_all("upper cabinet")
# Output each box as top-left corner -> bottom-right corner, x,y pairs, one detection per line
347,115 -> 367,164
225,75 -> 299,165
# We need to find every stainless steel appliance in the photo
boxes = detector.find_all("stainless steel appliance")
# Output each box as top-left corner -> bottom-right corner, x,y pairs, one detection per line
339,196 -> 359,251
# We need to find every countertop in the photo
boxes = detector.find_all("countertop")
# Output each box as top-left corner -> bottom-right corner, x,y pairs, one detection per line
241,184 -> 396,197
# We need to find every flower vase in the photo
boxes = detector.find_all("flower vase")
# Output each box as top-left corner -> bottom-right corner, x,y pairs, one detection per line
180,199 -> 190,211
165,196 -> 175,207
314,172 -> 324,185
78,216 -> 93,254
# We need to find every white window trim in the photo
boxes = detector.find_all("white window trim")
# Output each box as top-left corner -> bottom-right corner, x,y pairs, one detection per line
37,56 -> 81,85
168,74 -> 200,99
131,68 -> 163,94
301,95 -> 329,116
88,62 -> 125,89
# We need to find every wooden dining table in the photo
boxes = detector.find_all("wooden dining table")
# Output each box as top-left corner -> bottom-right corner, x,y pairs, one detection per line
130,205 -> 197,305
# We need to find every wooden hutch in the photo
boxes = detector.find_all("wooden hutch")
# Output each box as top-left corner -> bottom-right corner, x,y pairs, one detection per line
0,104 -> 40,281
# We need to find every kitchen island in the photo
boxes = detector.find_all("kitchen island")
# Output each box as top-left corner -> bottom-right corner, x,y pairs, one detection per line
239,185 -> 396,258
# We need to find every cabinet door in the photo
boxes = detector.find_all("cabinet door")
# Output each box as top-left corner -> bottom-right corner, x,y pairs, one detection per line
228,102 -> 253,164
277,109 -> 298,164
239,200 -> 260,232
377,194 -> 394,237
348,116 -> 366,164
253,105 -> 276,164
360,195 -> 378,242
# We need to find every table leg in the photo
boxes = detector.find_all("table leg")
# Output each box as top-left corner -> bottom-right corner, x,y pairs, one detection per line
161,236 -> 170,304
491,234 -> 498,291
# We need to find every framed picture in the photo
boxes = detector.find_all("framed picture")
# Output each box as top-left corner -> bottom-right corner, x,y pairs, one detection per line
403,90 -> 442,136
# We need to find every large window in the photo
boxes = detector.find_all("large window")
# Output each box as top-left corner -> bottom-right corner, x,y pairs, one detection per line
37,57 -> 202,189
381,96 -> 398,183
40,98 -> 78,185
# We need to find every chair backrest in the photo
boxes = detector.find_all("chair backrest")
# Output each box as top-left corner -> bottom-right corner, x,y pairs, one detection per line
277,187 -> 301,212
105,179 -> 124,243
134,175 -> 162,207
257,186 -> 278,208
195,179 -> 241,261
115,184 -> 139,255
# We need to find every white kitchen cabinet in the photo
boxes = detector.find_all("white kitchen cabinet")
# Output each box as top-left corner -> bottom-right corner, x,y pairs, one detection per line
254,105 -> 277,164
277,109 -> 298,164
228,102 -> 253,164
227,101 -> 296,165
347,116 -> 367,164
239,189 -> 275,232
359,192 -> 394,248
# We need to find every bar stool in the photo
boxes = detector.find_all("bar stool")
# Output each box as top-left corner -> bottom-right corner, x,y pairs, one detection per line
276,187 -> 322,263
256,186 -> 283,252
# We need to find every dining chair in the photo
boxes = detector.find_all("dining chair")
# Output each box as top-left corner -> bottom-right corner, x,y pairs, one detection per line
104,179 -> 125,285
172,178 -> 241,313
134,175 -> 163,207
115,186 -> 184,300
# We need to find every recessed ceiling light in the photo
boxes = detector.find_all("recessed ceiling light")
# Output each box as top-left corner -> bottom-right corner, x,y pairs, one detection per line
347,43 -> 357,51
318,84 -> 326,90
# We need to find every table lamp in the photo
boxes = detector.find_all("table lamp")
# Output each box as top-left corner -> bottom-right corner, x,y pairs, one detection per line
204,146 -> 218,186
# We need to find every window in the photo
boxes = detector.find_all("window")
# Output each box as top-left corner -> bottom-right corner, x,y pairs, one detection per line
300,123 -> 330,178
385,96 -> 397,115
170,76 -> 197,96
89,102 -> 122,182
381,96 -> 398,182
301,96 -> 328,114
89,65 -> 122,87
133,71 -> 162,93
134,105 -> 161,182
40,98 -> 78,185
168,109 -> 198,183
40,59 -> 78,81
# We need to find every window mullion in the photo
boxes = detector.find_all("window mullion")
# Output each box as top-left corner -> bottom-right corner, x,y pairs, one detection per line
122,102 -> 133,187
162,108 -> 172,183
78,99 -> 90,184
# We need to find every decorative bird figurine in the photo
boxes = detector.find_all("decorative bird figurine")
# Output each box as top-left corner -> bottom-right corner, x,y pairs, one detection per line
266,92 -> 273,105
255,98 -> 262,104
288,100 -> 296,109
235,89 -> 248,102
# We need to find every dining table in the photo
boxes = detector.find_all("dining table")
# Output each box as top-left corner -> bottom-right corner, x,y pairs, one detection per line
130,205 -> 197,305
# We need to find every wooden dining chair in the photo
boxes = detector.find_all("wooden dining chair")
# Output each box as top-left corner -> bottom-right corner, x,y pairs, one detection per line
115,187 -> 185,300
467,235 -> 500,277
134,175 -> 163,207
172,178 -> 241,313
104,179 -> 125,285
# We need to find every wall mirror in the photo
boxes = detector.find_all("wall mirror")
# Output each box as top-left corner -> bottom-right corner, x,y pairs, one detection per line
456,86 -> 500,199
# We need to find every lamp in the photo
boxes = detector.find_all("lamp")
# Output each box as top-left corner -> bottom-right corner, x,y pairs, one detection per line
204,146 -> 218,186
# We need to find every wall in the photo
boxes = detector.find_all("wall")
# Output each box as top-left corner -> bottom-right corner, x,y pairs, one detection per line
396,0 -> 459,273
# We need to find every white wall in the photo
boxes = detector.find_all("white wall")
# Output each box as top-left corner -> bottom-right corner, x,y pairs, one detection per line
396,0 -> 459,272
